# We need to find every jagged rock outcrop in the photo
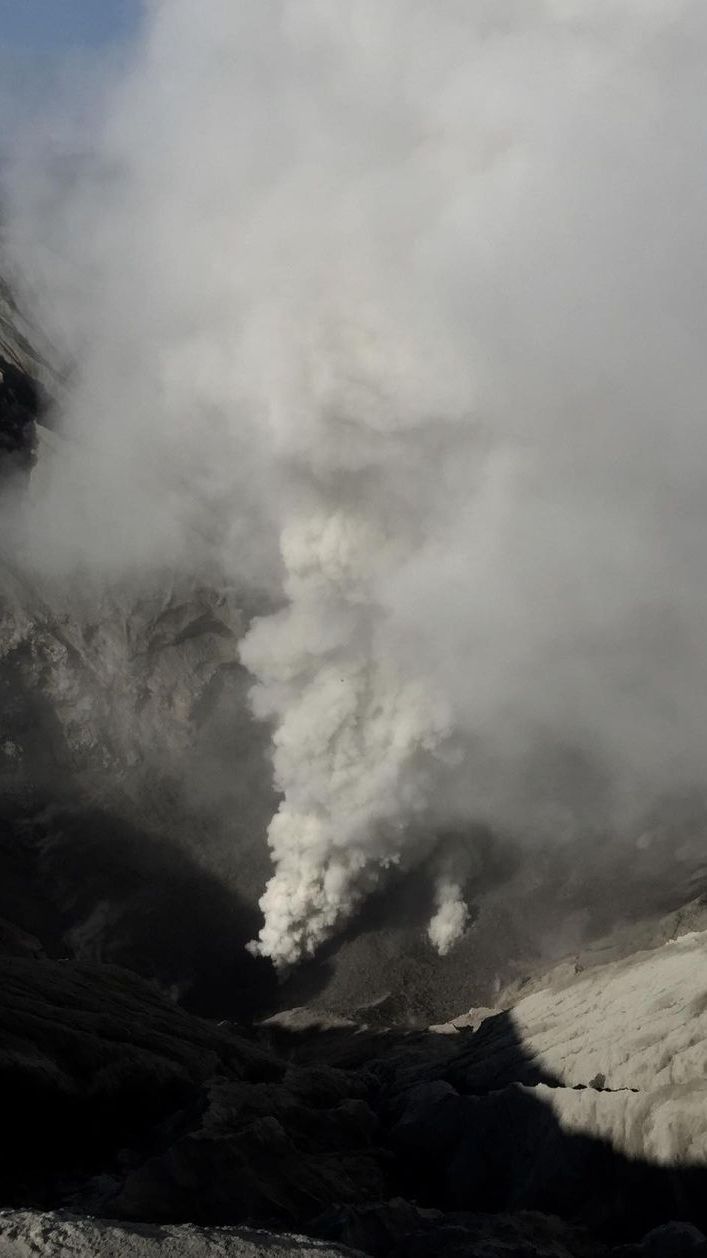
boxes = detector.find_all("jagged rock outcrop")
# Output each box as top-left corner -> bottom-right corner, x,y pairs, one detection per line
0,565 -> 277,1016
0,274 -> 57,476
0,276 -> 56,384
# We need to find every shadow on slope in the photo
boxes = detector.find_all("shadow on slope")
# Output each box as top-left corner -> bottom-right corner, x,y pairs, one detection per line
1,951 -> 707,1254
0,595 -> 278,1013
0,802 -> 279,1021
263,1009 -> 707,1253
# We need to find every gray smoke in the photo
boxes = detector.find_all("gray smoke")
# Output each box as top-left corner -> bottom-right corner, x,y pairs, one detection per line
5,0 -> 707,964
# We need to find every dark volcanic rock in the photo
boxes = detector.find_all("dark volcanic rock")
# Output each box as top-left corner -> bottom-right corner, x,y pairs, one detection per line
0,563 -> 278,1018
0,951 -> 389,1231
112,1067 -> 387,1225
639,1222 -> 707,1256
316,1202 -> 606,1258
0,357 -> 41,472
0,952 -> 280,1205
0,274 -> 56,478
0,915 -> 42,958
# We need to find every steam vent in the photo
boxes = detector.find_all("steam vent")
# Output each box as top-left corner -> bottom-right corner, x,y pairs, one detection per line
2,3 -> 707,1256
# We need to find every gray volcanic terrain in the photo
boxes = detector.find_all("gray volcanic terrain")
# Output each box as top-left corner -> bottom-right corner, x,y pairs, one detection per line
2,308 -> 705,1024
2,273 -> 707,1257
3,3 -> 707,1254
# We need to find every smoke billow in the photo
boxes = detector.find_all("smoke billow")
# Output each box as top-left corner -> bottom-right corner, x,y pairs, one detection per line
5,0 -> 707,965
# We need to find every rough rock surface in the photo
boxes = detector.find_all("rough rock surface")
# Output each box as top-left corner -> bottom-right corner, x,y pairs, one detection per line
2,925 -> 707,1252
372,926 -> 707,1241
0,953 -> 400,1231
0,564 -> 256,798
0,1212 -> 364,1258
0,556 -> 277,1017
0,276 -> 57,386
0,955 -> 279,1206
0,274 -> 57,476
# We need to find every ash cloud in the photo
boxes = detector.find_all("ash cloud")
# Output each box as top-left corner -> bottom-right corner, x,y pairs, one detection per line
4,0 -> 707,966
